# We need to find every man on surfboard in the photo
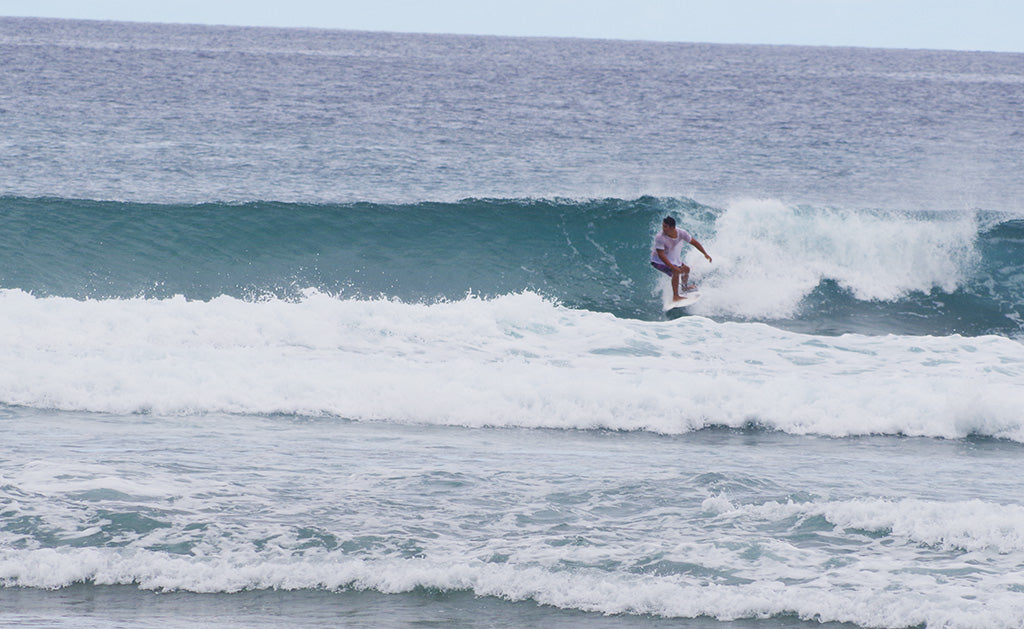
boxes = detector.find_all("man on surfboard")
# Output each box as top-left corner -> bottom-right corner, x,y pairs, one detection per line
650,216 -> 712,301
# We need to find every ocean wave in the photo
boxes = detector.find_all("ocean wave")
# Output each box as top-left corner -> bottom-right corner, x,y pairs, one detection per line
2,195 -> 1020,337
1,288 -> 1022,441
2,525 -> 1022,628
694,199 -> 979,315
705,496 -> 1024,554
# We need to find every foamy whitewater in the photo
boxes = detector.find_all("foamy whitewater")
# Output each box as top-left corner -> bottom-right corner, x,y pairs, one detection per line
2,289 -> 1023,442
2,17 -> 1024,629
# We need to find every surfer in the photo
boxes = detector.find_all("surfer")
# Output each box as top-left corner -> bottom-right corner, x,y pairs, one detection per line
650,216 -> 712,301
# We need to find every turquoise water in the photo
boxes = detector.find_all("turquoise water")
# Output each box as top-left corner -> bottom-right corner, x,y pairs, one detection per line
1,196 -> 1020,336
2,17 -> 1024,629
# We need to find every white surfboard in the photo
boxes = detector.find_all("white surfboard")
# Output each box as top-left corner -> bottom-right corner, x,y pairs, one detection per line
664,290 -> 702,312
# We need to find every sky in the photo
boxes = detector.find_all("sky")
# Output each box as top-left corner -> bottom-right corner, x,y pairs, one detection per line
1,0 -> 1022,53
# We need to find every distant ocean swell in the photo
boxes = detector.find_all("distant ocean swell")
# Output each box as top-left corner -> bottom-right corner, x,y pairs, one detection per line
1,195 -> 1021,336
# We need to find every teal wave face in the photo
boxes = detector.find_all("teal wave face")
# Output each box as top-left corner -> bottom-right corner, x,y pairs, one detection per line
0,195 -> 1020,337
0,195 -> 707,316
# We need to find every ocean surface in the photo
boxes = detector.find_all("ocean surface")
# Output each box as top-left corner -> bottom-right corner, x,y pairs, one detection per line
2,16 -> 1024,629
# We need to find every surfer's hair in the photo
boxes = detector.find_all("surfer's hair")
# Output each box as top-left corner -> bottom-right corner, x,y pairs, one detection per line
663,216 -> 676,227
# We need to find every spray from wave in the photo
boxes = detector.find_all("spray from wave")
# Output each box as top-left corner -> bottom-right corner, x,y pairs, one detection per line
692,199 -> 980,319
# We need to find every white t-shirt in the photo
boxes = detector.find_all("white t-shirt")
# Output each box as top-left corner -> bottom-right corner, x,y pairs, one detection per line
650,229 -> 692,266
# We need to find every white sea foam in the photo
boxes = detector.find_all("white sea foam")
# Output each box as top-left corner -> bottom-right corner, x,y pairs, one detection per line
1,542 -> 1023,628
713,497 -> 1024,554
686,199 -> 980,319
4,411 -> 1024,628
1,288 -> 1022,441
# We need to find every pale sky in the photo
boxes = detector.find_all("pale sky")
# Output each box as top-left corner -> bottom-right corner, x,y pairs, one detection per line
2,0 -> 1022,53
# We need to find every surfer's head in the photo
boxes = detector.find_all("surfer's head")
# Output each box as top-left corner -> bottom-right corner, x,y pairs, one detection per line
663,216 -> 676,228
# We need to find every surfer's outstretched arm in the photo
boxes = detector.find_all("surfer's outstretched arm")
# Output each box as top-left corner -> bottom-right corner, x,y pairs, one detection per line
689,238 -> 712,263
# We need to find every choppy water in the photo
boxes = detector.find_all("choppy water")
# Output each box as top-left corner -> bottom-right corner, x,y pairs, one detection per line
2,16 -> 1023,629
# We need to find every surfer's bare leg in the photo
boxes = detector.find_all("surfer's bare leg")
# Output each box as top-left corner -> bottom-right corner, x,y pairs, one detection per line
672,265 -> 694,300
667,264 -> 692,301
